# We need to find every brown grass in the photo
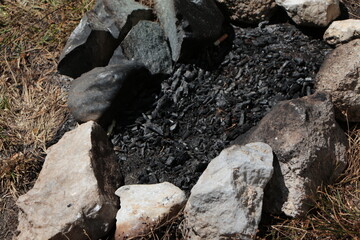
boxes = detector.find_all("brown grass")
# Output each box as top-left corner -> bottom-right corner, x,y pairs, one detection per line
0,0 -> 94,238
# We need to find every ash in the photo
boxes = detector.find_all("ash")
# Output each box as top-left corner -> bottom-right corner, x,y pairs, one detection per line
109,23 -> 331,191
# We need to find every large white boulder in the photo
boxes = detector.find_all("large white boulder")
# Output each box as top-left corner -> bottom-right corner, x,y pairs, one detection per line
183,142 -> 273,240
324,19 -> 360,45
115,182 -> 186,240
276,0 -> 340,27
16,121 -> 123,240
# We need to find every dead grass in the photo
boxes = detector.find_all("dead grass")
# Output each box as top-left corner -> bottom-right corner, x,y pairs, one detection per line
0,1 -> 94,238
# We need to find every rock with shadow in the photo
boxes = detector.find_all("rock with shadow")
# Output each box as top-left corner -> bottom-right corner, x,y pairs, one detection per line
154,0 -> 224,61
67,60 -> 152,127
58,0 -> 153,78
233,92 -> 348,217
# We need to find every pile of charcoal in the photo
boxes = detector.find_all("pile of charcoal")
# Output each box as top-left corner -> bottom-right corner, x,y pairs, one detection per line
109,23 -> 331,191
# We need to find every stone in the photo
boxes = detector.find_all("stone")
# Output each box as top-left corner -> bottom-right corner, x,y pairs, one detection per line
233,92 -> 347,217
121,21 -> 173,75
324,19 -> 360,45
216,0 -> 277,24
114,182 -> 186,240
67,60 -> 150,124
275,0 -> 340,27
108,45 -> 127,65
58,0 -> 153,78
15,121 -> 123,240
315,39 -> 360,122
154,0 -> 224,61
183,143 -> 273,240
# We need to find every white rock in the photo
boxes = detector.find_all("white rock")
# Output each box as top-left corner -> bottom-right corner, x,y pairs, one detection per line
16,121 -> 122,240
276,0 -> 340,27
316,39 -> 360,122
115,182 -> 186,240
324,19 -> 360,45
183,143 -> 273,240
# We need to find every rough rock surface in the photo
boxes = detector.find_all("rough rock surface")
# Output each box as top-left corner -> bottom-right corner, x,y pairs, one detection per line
58,0 -> 152,78
275,0 -> 340,27
234,92 -> 347,217
216,0 -> 277,24
154,0 -> 224,61
16,121 -> 122,240
67,60 -> 150,124
114,182 -> 186,240
121,21 -> 173,75
316,39 -> 360,122
183,142 -> 273,240
324,19 -> 360,45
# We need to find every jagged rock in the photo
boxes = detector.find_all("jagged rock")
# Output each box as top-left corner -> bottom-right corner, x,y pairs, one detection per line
154,0 -> 224,61
121,21 -> 173,75
108,45 -> 127,65
233,92 -> 347,217
15,121 -> 123,240
316,39 -> 360,122
58,0 -> 153,78
183,143 -> 273,240
324,19 -> 360,45
216,0 -> 277,24
67,60 -> 150,124
275,0 -> 340,27
114,182 -> 186,240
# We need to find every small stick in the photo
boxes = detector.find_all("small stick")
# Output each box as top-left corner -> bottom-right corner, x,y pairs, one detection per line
214,34 -> 228,46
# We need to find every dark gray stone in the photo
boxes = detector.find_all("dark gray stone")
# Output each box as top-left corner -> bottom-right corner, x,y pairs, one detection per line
233,92 -> 348,217
58,0 -> 153,78
154,0 -> 224,61
67,60 -> 150,124
121,21 -> 173,75
108,45 -> 127,65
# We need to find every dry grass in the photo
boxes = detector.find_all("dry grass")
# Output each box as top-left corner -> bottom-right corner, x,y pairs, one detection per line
0,0 -> 94,190
341,0 -> 360,19
0,1 -> 94,238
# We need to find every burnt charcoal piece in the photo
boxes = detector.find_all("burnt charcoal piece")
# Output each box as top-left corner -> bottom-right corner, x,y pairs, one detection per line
154,0 -> 224,61
58,0 -> 153,78
67,60 -> 150,126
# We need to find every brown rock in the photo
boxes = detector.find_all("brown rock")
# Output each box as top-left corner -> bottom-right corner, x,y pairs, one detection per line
16,121 -> 123,240
216,0 -> 277,24
316,39 -> 360,122
233,92 -> 347,217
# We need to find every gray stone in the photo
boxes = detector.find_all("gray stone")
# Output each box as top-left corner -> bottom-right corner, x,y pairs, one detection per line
67,60 -> 149,124
216,0 -> 277,24
58,0 -> 153,78
121,21 -> 173,75
324,19 -> 360,45
183,143 -> 273,240
108,45 -> 127,65
16,121 -> 123,240
114,182 -> 186,240
275,0 -> 340,27
233,92 -> 347,217
154,0 -> 224,61
316,39 -> 360,122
